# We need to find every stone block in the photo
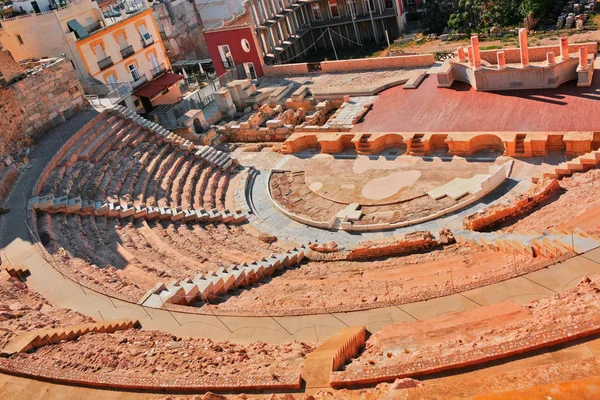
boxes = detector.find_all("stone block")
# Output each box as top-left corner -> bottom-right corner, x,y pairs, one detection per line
66,197 -> 82,213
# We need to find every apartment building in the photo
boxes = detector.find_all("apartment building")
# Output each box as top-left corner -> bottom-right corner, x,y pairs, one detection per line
204,0 -> 400,77
0,0 -> 182,113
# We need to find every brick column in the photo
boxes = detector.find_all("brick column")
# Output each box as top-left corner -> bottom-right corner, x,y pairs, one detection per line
519,28 -> 529,68
497,50 -> 506,69
578,47 -> 589,71
471,35 -> 481,70
546,51 -> 556,66
467,45 -> 474,67
560,37 -> 569,60
457,47 -> 466,62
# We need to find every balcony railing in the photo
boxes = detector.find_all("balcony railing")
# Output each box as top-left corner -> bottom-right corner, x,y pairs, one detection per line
97,56 -> 113,71
223,60 -> 234,70
85,21 -> 102,34
131,74 -> 148,89
151,63 -> 166,78
120,45 -> 135,59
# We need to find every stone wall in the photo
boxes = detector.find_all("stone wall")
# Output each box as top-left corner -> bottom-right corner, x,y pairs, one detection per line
320,54 -> 435,73
479,42 -> 598,64
0,49 -> 24,84
463,179 -> 560,231
347,230 -> 453,260
0,58 -> 87,157
263,63 -> 310,76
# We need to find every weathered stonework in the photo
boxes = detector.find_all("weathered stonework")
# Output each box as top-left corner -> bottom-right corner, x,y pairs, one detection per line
0,58 -> 87,157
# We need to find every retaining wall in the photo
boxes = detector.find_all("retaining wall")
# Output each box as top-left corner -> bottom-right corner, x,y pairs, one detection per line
263,63 -> 310,76
320,54 -> 435,73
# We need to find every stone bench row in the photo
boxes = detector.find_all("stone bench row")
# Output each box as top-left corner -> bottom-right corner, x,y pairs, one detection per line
109,106 -> 239,173
139,245 -> 308,308
28,194 -> 247,225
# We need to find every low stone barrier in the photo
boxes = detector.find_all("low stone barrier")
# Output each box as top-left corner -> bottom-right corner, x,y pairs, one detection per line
463,179 -> 560,231
263,63 -> 310,76
347,230 -> 454,260
330,319 -> 600,388
320,54 -> 435,73
479,42 -> 598,64
0,358 -> 302,393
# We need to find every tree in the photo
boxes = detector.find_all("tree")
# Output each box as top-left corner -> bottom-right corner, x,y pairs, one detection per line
424,0 -> 456,34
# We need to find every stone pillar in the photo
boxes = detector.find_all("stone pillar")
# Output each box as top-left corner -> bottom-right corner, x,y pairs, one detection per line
578,47 -> 589,71
560,37 -> 569,60
467,45 -> 474,67
519,28 -> 529,68
497,50 -> 506,69
457,46 -> 466,62
471,35 -> 481,69
546,51 -> 556,66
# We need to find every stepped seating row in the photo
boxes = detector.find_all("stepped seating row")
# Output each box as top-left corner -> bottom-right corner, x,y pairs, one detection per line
1,265 -> 30,279
29,195 -> 248,225
109,106 -> 239,173
532,149 -> 600,183
0,319 -> 138,356
139,245 -> 308,308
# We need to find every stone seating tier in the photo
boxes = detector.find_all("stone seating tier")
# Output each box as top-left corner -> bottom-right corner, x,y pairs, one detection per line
139,245 -> 308,308
28,195 -> 248,225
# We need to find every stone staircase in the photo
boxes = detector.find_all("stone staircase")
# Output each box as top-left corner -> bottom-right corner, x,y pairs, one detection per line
356,134 -> 372,154
109,106 -> 239,173
532,149 -> 600,183
515,134 -> 526,155
408,134 -> 426,156
28,195 -> 248,225
456,228 -> 600,256
139,245 -> 308,308
1,265 -> 30,280
301,325 -> 367,391
0,319 -> 138,356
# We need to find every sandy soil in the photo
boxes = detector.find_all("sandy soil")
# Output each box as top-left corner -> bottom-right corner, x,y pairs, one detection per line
210,243 -> 539,314
0,273 -> 92,349
343,276 -> 600,373
505,169 -> 600,234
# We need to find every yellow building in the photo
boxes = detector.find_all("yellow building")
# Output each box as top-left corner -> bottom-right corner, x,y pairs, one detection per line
75,8 -> 182,112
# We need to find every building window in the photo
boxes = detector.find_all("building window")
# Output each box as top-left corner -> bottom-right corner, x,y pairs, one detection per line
134,99 -> 140,107
241,38 -> 251,53
311,3 -> 322,20
407,0 -> 416,11
363,0 -> 375,12
106,74 -> 118,86
243,62 -> 257,80
346,0 -> 357,16
128,62 -> 142,81
218,45 -> 234,70
329,0 -> 340,17
384,0 -> 394,8
138,23 -> 153,47
17,35 -> 24,45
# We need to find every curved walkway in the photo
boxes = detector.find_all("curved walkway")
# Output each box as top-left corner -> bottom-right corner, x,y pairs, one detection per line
1,113 -> 599,345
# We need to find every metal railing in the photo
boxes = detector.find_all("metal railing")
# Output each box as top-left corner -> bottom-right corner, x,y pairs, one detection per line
120,45 -> 134,59
97,56 -> 113,71
131,74 -> 148,89
222,60 -> 234,70
85,21 -> 102,33
84,81 -> 132,109
151,63 -> 166,78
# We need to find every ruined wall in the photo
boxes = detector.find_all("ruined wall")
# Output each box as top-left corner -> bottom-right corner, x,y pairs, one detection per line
0,49 -> 24,84
153,0 -> 210,61
463,179 -> 560,231
320,54 -> 435,73
479,42 -> 598,64
0,59 -> 87,157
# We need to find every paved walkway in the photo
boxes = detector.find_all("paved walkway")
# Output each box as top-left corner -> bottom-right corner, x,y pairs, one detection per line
1,114 -> 599,346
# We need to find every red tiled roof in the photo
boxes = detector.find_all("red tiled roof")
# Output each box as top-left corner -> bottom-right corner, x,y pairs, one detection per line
132,72 -> 183,98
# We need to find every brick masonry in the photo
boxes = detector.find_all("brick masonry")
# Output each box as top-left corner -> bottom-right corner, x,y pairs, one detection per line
0,49 -> 24,84
263,63 -> 310,76
479,42 -> 598,64
320,54 -> 435,73
0,58 -> 87,157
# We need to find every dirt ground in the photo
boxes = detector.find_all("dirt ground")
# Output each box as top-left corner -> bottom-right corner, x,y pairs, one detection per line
0,272 -> 92,349
342,276 -> 599,374
505,169 -> 600,234
209,243 -> 540,314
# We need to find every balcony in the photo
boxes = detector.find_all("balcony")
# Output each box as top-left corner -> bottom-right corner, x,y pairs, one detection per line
141,34 -> 154,48
131,74 -> 149,89
97,56 -> 113,71
120,45 -> 135,59
151,63 -> 166,78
